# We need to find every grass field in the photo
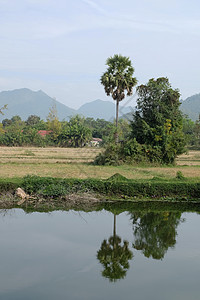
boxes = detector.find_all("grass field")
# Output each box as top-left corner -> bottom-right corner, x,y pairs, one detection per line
0,146 -> 199,180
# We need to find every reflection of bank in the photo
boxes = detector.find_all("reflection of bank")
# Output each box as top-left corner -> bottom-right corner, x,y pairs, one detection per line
131,211 -> 183,260
97,214 -> 133,282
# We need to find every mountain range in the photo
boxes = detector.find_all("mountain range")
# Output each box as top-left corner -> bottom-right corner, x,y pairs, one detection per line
0,88 -> 200,122
0,88 -> 133,122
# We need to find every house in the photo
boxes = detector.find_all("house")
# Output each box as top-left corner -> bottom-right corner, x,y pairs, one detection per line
90,137 -> 103,147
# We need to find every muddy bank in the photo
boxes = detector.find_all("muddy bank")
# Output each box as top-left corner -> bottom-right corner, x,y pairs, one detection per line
0,191 -> 107,211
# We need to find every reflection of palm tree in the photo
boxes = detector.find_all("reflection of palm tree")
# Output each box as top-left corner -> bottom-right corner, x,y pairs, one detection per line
97,214 -> 133,282
131,211 -> 183,260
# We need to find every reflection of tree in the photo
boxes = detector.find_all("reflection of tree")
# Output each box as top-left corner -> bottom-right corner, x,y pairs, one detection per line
131,211 -> 183,260
97,214 -> 133,282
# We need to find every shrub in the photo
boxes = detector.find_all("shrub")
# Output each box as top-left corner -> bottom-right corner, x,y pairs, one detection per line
176,171 -> 185,180
94,143 -> 121,165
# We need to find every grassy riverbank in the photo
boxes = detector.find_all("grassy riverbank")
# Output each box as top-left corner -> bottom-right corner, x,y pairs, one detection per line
0,174 -> 200,207
0,147 -> 200,209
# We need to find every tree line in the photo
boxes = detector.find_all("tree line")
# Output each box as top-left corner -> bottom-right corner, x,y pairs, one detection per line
0,106 -> 198,155
0,110 -> 130,147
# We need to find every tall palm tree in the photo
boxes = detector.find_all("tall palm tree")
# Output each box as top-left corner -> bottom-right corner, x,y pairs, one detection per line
101,54 -> 137,143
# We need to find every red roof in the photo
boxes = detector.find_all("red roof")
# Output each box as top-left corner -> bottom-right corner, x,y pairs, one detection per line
37,130 -> 52,137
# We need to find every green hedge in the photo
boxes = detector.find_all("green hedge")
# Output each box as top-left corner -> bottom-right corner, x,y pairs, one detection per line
0,175 -> 199,201
21,175 -> 200,200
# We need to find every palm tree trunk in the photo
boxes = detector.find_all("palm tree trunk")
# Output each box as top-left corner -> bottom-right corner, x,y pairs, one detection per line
115,100 -> 119,143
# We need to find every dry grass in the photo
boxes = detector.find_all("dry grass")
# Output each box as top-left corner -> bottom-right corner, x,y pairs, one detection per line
0,147 -> 101,163
0,146 -> 199,180
176,151 -> 200,166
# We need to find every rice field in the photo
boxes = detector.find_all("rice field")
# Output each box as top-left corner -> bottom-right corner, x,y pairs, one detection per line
0,146 -> 199,179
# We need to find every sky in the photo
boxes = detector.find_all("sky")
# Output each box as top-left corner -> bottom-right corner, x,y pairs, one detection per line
0,0 -> 200,109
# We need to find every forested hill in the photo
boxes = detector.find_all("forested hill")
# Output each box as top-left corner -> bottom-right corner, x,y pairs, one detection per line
180,93 -> 200,121
0,88 -> 133,121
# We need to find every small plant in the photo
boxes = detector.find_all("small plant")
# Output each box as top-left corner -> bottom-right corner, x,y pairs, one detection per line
107,173 -> 128,182
39,184 -> 68,198
176,171 -> 185,180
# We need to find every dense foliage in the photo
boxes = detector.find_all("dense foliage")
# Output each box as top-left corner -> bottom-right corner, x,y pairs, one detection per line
0,113 -> 129,147
96,77 -> 187,165
182,114 -> 200,148
130,77 -> 186,163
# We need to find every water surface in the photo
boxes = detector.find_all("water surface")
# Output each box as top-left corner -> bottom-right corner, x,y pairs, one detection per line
0,207 -> 199,300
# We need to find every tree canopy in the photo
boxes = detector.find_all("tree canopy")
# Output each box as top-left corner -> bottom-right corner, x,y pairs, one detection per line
130,77 -> 186,163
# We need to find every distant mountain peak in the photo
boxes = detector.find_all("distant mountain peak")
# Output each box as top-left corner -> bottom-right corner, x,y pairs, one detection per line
180,93 -> 200,121
77,99 -> 133,120
0,88 -> 76,121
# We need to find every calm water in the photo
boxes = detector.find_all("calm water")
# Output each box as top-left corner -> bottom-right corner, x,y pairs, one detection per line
0,207 -> 199,300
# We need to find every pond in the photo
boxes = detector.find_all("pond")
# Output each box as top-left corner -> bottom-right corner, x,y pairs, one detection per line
0,205 -> 199,300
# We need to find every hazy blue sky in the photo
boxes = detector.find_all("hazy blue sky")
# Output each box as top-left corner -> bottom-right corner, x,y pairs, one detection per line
0,0 -> 200,108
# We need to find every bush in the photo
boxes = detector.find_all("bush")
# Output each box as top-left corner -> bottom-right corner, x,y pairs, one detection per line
93,139 -> 168,166
94,143 -> 121,165
176,171 -> 185,180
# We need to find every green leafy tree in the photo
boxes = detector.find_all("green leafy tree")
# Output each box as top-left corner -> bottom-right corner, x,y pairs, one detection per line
97,214 -> 133,282
83,117 -> 115,141
46,103 -> 61,140
0,115 -> 25,146
194,114 -> 200,146
3,115 -> 25,130
118,118 -> 131,141
101,54 -> 137,142
131,77 -> 186,163
58,115 -> 91,147
11,115 -> 22,124
0,130 -> 24,146
2,118 -> 12,127
26,115 -> 41,127
21,127 -> 45,146
0,123 -> 4,134
182,115 -> 198,146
